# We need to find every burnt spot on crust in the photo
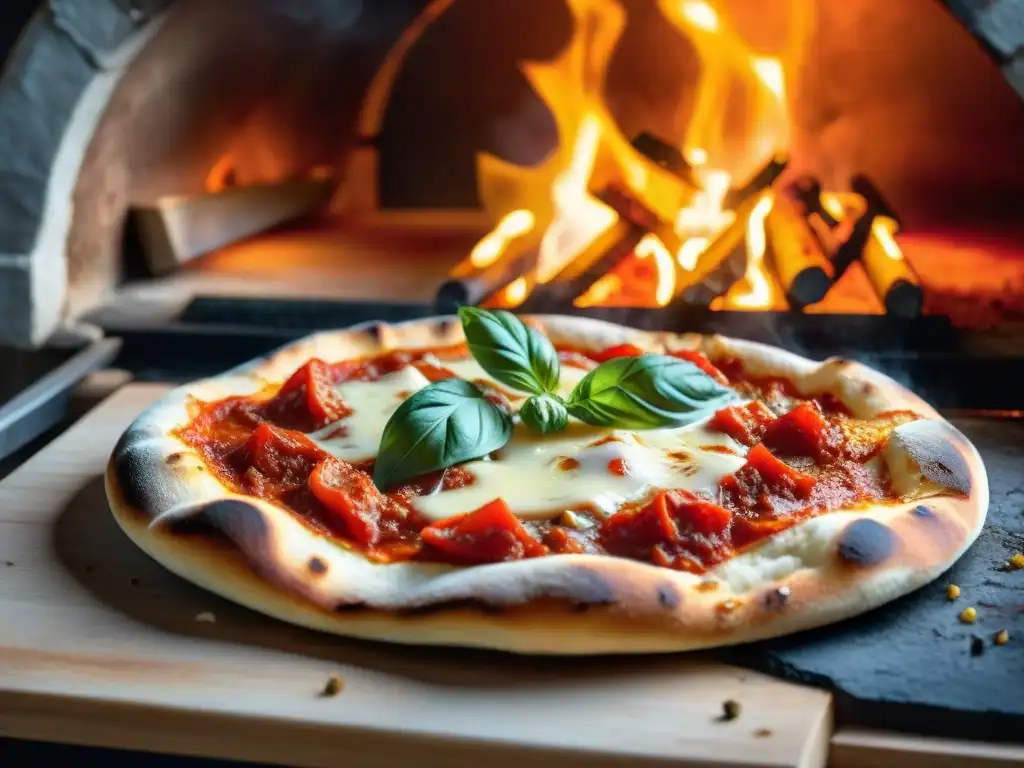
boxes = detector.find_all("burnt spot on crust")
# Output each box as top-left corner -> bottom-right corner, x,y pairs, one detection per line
656,583 -> 681,609
166,452 -> 184,465
308,556 -> 328,575
437,316 -> 461,336
912,504 -> 934,518
547,567 -> 617,610
892,421 -> 972,495
837,519 -> 898,567
335,602 -> 370,613
113,423 -> 174,513
362,322 -> 386,344
395,599 -> 505,617
764,585 -> 791,611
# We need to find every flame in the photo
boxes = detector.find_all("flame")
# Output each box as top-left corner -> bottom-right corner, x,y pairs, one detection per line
205,154 -> 236,193
680,0 -> 719,32
469,209 -> 536,268
723,192 -> 777,309
634,234 -> 676,305
676,237 -> 709,271
536,114 -> 618,283
575,273 -> 621,307
872,217 -> 903,260
500,277 -> 530,307
465,0 -> 810,311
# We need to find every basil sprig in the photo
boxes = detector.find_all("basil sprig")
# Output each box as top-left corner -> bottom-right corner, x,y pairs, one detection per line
519,393 -> 568,435
458,306 -> 560,395
565,354 -> 736,429
371,308 -> 737,489
373,378 -> 512,490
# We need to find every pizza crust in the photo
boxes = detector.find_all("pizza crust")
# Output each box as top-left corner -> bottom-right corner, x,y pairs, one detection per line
105,315 -> 989,654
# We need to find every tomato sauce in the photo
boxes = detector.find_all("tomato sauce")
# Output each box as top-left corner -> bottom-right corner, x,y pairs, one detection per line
176,342 -> 907,574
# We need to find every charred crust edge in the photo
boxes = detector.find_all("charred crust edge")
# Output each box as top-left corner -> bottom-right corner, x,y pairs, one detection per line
362,322 -> 387,343
308,556 -> 328,575
112,424 -> 165,512
897,422 -> 973,495
837,519 -> 898,567
656,583 -> 681,609
763,585 -> 790,611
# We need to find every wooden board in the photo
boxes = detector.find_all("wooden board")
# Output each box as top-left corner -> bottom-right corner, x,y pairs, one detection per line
0,384 -> 833,768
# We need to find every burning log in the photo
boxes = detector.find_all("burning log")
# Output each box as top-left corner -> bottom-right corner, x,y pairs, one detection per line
791,174 -> 923,317
435,210 -> 541,311
852,176 -> 923,318
630,132 -> 699,187
861,218 -> 924,318
674,191 -> 770,306
516,217 -> 644,309
722,155 -> 788,209
765,191 -> 833,308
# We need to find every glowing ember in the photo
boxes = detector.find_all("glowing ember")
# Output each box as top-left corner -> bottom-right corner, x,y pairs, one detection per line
723,193 -> 778,309
634,234 -> 676,306
501,277 -> 530,307
469,209 -> 535,269
872,217 -> 903,261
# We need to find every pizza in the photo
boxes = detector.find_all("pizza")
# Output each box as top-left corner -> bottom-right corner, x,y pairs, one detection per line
106,313 -> 988,654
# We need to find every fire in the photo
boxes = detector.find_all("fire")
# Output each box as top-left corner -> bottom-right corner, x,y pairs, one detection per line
469,209 -> 536,269
872,217 -> 903,261
466,0 -> 808,311
501,277 -> 530,307
720,192 -> 778,309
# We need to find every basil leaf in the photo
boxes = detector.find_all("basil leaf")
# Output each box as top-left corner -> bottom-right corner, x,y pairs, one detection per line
458,307 -> 560,395
520,394 -> 568,435
373,379 -> 512,490
566,354 -> 736,429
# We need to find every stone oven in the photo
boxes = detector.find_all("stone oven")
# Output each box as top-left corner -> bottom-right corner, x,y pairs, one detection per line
1,0 -> 1023,348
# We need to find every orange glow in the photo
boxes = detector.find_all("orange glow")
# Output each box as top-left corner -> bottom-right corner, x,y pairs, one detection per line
469,209 -> 536,268
634,234 -> 676,305
501,277 -> 530,307
677,237 -> 709,271
872,217 -> 903,260
723,193 -> 778,309
464,0 -> 810,311
679,1 -> 720,32
205,154 -> 236,193
575,273 -> 622,307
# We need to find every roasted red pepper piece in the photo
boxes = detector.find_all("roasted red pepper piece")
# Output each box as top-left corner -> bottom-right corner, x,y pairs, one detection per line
708,401 -> 776,445
243,423 -> 325,488
719,443 -> 818,520
309,457 -> 402,545
544,526 -> 599,555
261,359 -> 352,432
761,401 -> 843,462
668,350 -> 729,384
745,443 -> 817,497
412,361 -> 458,382
600,490 -> 733,573
420,499 -> 547,564
591,343 -> 645,362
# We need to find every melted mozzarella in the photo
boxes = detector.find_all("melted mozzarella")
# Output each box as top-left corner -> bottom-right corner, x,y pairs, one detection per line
310,366 -> 433,461
413,421 -> 745,522
309,358 -> 747,522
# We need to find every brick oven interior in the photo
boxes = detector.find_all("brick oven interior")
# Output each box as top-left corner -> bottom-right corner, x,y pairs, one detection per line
2,0 -> 1024,432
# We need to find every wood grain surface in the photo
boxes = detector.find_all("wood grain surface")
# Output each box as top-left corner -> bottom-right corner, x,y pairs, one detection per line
1,384 -> 1020,767
0,384 -> 833,768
